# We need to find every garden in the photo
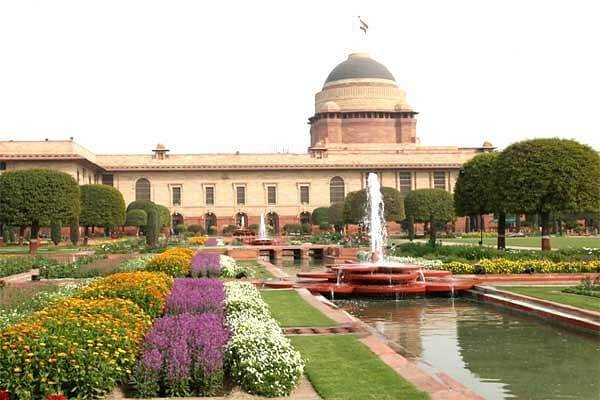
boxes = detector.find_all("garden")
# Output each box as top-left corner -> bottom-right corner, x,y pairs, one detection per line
0,249 -> 306,400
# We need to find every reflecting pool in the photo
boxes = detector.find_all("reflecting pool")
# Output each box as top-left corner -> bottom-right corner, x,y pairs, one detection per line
337,298 -> 600,400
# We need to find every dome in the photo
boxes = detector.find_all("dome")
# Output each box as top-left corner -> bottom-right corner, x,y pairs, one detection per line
318,101 -> 341,112
324,53 -> 395,86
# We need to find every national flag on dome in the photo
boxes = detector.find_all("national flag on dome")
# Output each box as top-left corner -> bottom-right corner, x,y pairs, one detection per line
358,16 -> 368,34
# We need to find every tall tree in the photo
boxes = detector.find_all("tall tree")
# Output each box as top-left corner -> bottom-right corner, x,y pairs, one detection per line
404,189 -> 455,245
80,184 -> 126,243
496,138 -> 600,251
146,209 -> 159,247
311,207 -> 330,226
454,152 -> 498,246
0,169 -> 80,239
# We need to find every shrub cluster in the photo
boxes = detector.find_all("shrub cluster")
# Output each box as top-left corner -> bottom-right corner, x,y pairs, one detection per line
0,256 -> 39,278
134,278 -> 230,397
224,282 -> 304,397
115,254 -> 154,273
563,277 -> 600,298
38,255 -> 103,279
146,248 -> 195,277
78,271 -> 173,318
393,242 -> 600,262
0,298 -> 151,399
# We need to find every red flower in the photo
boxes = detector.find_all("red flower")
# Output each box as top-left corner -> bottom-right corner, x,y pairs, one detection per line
47,395 -> 66,400
0,390 -> 10,400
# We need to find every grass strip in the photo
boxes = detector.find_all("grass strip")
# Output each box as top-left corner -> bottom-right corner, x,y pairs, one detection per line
237,260 -> 275,280
291,335 -> 429,400
260,289 -> 335,327
499,286 -> 600,311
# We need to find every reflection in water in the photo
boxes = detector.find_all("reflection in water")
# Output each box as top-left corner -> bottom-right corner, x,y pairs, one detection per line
337,298 -> 600,400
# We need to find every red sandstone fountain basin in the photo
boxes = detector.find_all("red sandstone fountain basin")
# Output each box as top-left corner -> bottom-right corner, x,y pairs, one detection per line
345,272 -> 419,283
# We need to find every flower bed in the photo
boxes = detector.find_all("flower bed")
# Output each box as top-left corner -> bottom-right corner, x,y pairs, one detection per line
78,271 -> 173,318
224,282 -> 304,397
188,236 -> 208,246
165,278 -> 225,315
191,252 -> 221,277
0,298 -> 151,399
134,278 -> 229,397
437,258 -> 600,274
146,248 -> 195,277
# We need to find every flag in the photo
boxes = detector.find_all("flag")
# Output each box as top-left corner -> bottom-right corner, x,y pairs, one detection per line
358,16 -> 368,34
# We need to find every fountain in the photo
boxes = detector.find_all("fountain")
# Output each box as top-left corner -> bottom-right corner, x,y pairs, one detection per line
297,172 -> 476,297
251,213 -> 275,245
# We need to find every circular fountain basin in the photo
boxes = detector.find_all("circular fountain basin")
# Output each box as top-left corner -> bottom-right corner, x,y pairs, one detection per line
345,272 -> 419,283
297,272 -> 338,280
331,264 -> 379,273
425,279 -> 476,293
422,270 -> 452,278
353,284 -> 427,295
264,281 -> 295,289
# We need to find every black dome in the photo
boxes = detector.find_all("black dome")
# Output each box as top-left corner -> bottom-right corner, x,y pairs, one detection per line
325,53 -> 395,85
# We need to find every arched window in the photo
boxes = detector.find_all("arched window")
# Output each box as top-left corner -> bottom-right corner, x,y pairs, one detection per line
236,212 -> 248,228
172,213 -> 184,232
135,178 -> 151,201
205,213 -> 217,231
300,212 -> 311,225
329,176 -> 345,204
267,212 -> 280,234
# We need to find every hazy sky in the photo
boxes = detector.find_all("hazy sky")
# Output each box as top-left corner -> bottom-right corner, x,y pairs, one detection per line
1,0 -> 598,154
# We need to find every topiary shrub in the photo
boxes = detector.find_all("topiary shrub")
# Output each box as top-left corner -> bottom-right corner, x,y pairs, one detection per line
283,224 -> 302,235
50,220 -> 62,246
127,209 -> 148,235
69,217 -> 80,246
146,209 -> 159,248
300,223 -> 312,235
188,224 -> 205,235
222,224 -> 237,236
174,223 -> 187,235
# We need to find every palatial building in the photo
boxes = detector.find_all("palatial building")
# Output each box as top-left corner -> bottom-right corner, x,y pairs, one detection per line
0,52 -> 493,232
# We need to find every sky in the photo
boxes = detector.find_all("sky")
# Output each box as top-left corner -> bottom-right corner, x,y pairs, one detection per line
0,0 -> 598,154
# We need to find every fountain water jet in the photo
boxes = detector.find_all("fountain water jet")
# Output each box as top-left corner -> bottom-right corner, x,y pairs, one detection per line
250,212 -> 275,245
296,172 -> 476,296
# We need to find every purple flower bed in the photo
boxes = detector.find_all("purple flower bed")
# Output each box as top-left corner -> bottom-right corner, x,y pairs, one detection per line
191,251 -> 221,277
134,277 -> 230,397
204,238 -> 219,247
134,312 -> 230,397
166,278 -> 225,315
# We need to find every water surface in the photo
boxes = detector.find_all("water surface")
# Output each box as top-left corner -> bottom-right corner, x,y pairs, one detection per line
337,298 -> 600,400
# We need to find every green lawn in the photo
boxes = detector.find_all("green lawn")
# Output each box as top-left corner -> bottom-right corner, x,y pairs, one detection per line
291,335 -> 429,400
260,289 -> 335,327
499,286 -> 600,311
444,235 -> 599,249
237,260 -> 275,280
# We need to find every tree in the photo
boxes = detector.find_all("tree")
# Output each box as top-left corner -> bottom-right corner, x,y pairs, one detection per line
50,221 -> 62,245
342,187 -> 405,225
328,203 -> 345,232
454,153 -> 499,246
80,184 -> 126,243
126,209 -> 147,235
404,189 -> 455,245
127,200 -> 170,229
311,207 -> 329,226
146,209 -> 159,247
69,216 -> 80,246
0,169 -> 80,239
496,138 -> 600,251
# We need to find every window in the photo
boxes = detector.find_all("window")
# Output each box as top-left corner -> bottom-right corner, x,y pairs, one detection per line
236,212 -> 248,227
205,186 -> 215,205
172,186 -> 182,206
399,171 -> 412,193
267,186 -> 277,205
267,212 -> 280,234
236,186 -> 246,205
205,213 -> 217,231
0,162 -> 6,171
433,171 -> 446,190
329,176 -> 345,204
135,178 -> 151,201
102,174 -> 114,186
300,185 -> 310,204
